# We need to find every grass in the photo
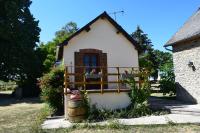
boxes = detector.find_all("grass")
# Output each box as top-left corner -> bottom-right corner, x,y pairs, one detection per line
151,93 -> 176,100
0,90 -> 13,94
43,123 -> 200,133
0,92 -> 200,133
0,96 -> 46,133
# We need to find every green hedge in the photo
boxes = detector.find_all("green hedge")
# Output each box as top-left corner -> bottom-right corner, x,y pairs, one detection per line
159,70 -> 176,96
40,67 -> 64,115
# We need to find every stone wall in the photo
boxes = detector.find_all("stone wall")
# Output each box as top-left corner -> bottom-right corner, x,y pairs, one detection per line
173,38 -> 200,103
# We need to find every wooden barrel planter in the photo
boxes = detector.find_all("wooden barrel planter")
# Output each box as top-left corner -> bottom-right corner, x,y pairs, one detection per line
67,99 -> 87,123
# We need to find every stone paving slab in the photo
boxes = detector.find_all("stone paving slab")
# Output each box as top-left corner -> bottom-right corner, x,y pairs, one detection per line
118,115 -> 168,125
42,113 -> 200,129
42,97 -> 200,129
149,97 -> 200,115
167,114 -> 200,124
118,114 -> 200,125
42,117 -> 72,129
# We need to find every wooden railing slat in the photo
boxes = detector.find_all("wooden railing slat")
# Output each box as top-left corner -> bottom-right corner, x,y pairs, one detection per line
65,81 -> 143,85
116,67 -> 120,93
63,66 -> 145,93
67,73 -> 141,77
64,67 -> 68,90
100,68 -> 103,94
83,68 -> 86,91
65,66 -> 141,69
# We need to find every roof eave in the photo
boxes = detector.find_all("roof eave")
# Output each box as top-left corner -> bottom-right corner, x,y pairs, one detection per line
58,11 -> 139,49
164,33 -> 200,47
57,11 -> 141,59
58,11 -> 107,47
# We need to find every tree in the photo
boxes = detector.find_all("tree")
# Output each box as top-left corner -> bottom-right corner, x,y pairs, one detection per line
155,51 -> 175,95
37,22 -> 78,73
131,26 -> 174,81
0,0 -> 41,96
153,50 -> 173,73
55,22 -> 78,43
131,26 -> 158,80
131,26 -> 153,54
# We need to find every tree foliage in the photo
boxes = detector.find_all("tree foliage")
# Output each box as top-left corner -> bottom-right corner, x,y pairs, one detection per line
40,67 -> 64,114
0,0 -> 41,95
159,69 -> 176,96
55,22 -> 78,43
36,22 -> 78,73
131,26 -> 158,79
131,26 -> 173,80
153,50 -> 173,72
131,26 -> 153,53
154,50 -> 175,95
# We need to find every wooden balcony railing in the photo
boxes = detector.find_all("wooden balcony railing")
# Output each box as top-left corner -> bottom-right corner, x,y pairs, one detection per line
64,66 -> 145,94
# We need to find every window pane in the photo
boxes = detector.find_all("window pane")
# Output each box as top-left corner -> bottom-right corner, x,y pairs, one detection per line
91,56 -> 97,66
83,55 -> 89,66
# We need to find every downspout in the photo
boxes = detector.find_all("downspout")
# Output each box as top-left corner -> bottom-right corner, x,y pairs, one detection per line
164,45 -> 172,52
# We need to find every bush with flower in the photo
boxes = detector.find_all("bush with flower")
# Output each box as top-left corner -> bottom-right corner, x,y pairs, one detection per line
40,67 -> 64,115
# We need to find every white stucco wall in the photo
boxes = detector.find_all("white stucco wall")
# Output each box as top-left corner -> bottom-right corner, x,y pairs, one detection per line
88,92 -> 131,110
63,19 -> 138,68
63,18 -> 138,112
64,92 -> 131,119
63,18 -> 139,88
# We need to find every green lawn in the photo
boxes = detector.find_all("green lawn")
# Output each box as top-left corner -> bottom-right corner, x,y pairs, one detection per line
44,124 -> 200,133
0,97 -> 44,133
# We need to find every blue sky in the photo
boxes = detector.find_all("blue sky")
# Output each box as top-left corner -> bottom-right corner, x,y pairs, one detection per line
30,0 -> 200,51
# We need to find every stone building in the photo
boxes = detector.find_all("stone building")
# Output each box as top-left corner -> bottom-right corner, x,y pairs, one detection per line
164,8 -> 200,103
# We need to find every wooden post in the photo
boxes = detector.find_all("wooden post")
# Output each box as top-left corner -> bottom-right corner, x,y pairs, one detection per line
100,68 -> 103,94
64,66 -> 68,119
139,80 -> 142,89
139,68 -> 141,89
116,67 -> 120,93
83,67 -> 86,91
64,67 -> 68,90
64,87 -> 68,119
131,67 -> 134,75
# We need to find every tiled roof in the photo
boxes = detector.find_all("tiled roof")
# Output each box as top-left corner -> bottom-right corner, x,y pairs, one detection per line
165,8 -> 200,47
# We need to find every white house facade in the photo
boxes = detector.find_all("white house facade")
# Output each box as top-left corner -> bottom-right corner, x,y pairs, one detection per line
57,12 -> 140,111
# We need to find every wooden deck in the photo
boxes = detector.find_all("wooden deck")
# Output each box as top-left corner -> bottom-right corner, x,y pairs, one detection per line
64,66 -> 146,94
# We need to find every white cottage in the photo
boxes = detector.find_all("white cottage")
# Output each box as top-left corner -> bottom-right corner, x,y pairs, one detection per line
56,12 -> 140,112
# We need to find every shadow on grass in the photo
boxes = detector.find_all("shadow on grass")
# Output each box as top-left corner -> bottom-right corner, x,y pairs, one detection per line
150,95 -> 176,100
0,91 -> 42,106
149,96 -> 186,107
148,95 -> 198,115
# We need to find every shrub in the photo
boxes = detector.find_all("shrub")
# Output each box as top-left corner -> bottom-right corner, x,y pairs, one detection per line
87,103 -> 152,122
87,70 -> 152,122
0,81 -> 17,91
40,67 -> 64,114
125,70 -> 151,105
159,70 -> 176,96
125,70 -> 151,117
80,90 -> 90,117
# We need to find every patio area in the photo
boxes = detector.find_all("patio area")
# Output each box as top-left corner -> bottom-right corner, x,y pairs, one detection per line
42,97 -> 200,129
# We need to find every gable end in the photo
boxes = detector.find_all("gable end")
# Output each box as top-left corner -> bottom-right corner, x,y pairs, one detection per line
56,11 -> 140,60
